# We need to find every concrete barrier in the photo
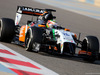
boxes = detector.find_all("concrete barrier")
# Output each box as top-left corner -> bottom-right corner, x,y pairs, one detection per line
79,0 -> 100,7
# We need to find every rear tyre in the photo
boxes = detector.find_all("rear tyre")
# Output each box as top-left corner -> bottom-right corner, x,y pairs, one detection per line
25,27 -> 43,52
82,36 -> 99,62
0,18 -> 15,42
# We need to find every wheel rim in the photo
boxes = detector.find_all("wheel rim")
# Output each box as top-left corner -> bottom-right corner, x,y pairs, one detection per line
32,43 -> 40,52
32,42 -> 36,49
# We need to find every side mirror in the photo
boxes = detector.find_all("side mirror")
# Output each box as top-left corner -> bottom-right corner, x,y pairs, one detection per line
38,24 -> 46,27
64,28 -> 70,31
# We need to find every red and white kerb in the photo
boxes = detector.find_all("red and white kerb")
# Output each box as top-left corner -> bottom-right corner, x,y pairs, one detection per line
0,44 -> 58,75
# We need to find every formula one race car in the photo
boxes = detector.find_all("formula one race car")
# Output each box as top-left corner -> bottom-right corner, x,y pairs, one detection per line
0,6 -> 99,62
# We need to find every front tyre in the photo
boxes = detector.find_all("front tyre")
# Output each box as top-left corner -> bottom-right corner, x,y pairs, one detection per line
25,27 -> 43,52
82,36 -> 99,62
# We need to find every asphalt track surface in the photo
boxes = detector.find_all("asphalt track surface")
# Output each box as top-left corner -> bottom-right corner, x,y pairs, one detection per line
0,0 -> 100,75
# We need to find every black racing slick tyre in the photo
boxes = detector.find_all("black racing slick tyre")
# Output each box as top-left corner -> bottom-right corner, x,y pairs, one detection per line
0,18 -> 15,42
82,36 -> 99,62
25,27 -> 43,52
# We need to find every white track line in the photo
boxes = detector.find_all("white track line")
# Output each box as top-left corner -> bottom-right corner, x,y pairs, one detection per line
0,62 -> 50,74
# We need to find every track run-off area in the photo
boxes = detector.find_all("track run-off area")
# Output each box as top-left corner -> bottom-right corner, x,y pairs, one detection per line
0,0 -> 100,75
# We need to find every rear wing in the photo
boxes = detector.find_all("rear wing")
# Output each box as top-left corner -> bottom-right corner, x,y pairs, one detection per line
15,6 -> 56,25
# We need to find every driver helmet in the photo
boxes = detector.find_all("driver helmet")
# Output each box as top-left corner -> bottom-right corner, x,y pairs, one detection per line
46,20 -> 58,28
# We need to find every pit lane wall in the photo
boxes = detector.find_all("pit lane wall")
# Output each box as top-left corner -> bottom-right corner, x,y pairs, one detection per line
79,0 -> 100,7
